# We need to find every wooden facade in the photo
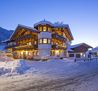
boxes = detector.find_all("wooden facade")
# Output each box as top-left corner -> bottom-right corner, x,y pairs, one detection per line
6,21 -> 73,59
68,43 -> 92,58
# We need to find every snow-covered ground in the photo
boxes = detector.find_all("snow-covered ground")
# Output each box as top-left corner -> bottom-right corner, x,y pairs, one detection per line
0,54 -> 98,91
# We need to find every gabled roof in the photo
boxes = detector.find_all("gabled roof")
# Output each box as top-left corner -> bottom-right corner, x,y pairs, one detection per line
34,20 -> 74,40
67,47 -> 74,52
10,24 -> 39,40
53,22 -> 69,28
70,43 -> 92,49
17,24 -> 39,32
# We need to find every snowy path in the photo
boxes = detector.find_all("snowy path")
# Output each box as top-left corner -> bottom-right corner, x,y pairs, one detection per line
0,60 -> 98,91
0,69 -> 98,91
15,69 -> 98,91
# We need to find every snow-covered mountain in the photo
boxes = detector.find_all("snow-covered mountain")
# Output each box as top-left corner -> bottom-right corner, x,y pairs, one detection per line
0,27 -> 13,43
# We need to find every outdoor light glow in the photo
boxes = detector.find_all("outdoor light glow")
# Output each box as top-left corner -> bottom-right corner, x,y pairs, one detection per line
80,53 -> 83,56
55,50 -> 59,55
26,51 -> 28,55
28,42 -> 32,45
21,51 -> 23,55
28,52 -> 31,55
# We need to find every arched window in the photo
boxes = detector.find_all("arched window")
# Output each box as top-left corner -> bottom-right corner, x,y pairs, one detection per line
43,26 -> 47,31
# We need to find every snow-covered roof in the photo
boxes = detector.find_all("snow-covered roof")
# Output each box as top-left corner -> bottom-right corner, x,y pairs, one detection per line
67,47 -> 73,52
70,43 -> 83,48
53,22 -> 74,40
2,39 -> 14,43
34,20 -> 69,28
18,24 -> 39,32
53,22 -> 69,28
70,43 -> 92,49
34,20 -> 53,27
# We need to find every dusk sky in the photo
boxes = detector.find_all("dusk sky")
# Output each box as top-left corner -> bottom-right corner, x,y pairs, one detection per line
0,0 -> 98,47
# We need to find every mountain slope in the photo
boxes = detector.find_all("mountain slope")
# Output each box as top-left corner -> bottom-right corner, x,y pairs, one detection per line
0,27 -> 13,43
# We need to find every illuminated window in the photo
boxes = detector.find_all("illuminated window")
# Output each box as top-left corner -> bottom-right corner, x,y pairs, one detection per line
43,39 -> 47,43
43,26 -> 47,31
48,39 -> 51,44
39,39 -> 43,44
48,27 -> 51,32
39,26 -> 42,31
34,41 -> 37,44
39,38 -> 50,44
55,50 -> 59,55
27,42 -> 32,45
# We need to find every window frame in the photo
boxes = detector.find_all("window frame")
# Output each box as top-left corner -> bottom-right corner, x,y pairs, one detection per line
69,54 -> 74,57
43,26 -> 47,32
39,38 -> 51,44
39,39 -> 43,44
43,38 -> 48,44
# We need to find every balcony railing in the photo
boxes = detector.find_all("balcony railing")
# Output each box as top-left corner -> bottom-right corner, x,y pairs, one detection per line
52,33 -> 67,42
17,34 -> 33,40
6,44 -> 38,50
52,44 -> 66,49
5,45 -> 17,49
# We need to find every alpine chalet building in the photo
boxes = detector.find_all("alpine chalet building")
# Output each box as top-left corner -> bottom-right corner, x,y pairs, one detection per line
6,20 -> 74,59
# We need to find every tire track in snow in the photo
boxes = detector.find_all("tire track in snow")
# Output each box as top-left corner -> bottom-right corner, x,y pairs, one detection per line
17,71 -> 98,91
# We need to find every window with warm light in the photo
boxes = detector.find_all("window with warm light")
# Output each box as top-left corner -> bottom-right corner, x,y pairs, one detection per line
39,39 -> 43,44
55,50 -> 59,55
48,27 -> 51,32
43,26 -> 47,31
39,26 -> 42,31
34,41 -> 37,44
27,42 -> 32,45
43,39 -> 47,43
39,38 -> 51,44
48,39 -> 51,44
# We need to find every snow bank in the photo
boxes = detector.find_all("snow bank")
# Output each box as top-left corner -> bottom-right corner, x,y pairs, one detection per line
0,60 -> 31,76
0,54 -> 98,77
0,52 -> 13,62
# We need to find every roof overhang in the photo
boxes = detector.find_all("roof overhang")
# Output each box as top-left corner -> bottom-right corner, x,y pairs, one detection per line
10,24 -> 39,40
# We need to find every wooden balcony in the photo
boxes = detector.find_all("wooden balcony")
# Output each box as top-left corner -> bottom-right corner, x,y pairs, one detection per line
52,44 -> 66,49
6,44 -> 38,50
52,33 -> 67,42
